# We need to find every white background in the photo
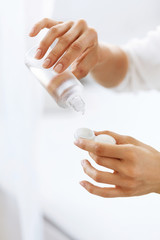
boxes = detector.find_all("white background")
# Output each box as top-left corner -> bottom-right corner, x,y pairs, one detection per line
36,1 -> 160,240
1,0 -> 160,240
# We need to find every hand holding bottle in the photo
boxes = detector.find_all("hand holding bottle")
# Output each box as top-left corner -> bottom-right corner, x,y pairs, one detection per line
29,18 -> 99,79
29,18 -> 128,87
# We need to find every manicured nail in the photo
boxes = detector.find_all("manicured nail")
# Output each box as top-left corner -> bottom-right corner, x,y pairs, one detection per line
29,27 -> 36,36
80,181 -> 86,187
42,58 -> 51,68
74,139 -> 79,145
74,138 -> 82,146
54,63 -> 63,73
81,160 -> 86,167
34,49 -> 42,59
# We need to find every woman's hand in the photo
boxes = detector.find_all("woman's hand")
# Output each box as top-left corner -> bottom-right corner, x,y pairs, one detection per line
74,130 -> 160,198
29,18 -> 99,79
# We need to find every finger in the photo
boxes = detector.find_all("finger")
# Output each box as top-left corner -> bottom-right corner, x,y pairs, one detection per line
94,130 -> 151,149
71,44 -> 98,79
36,21 -> 74,60
44,20 -> 87,69
74,138 -> 125,158
89,152 -> 122,172
53,28 -> 97,73
94,130 -> 129,145
81,160 -> 122,185
80,181 -> 123,198
29,18 -> 63,37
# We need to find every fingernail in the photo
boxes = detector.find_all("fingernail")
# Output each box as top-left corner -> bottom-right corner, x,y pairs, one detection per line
42,58 -> 51,68
34,49 -> 42,59
80,181 -> 86,187
81,160 -> 85,166
74,139 -> 82,146
29,27 -> 36,36
54,63 -> 63,73
74,139 -> 79,144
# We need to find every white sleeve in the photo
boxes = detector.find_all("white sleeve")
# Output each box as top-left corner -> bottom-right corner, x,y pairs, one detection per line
112,26 -> 160,92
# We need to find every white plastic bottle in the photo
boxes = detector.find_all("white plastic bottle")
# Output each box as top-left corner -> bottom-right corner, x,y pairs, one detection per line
25,46 -> 85,114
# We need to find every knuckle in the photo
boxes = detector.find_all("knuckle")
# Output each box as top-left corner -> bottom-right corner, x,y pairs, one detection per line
93,171 -> 101,182
87,185 -> 94,194
125,135 -> 134,143
43,17 -> 49,23
126,144 -> 134,149
101,130 -> 111,135
67,20 -> 74,26
94,156 -> 101,164
40,40 -> 48,48
77,66 -> 88,78
49,26 -> 58,34
94,143 -> 102,156
77,19 -> 87,26
126,145 -> 136,159
71,42 -> 82,51
49,50 -> 59,59
61,55 -> 70,64
59,35 -> 70,45
88,27 -> 98,38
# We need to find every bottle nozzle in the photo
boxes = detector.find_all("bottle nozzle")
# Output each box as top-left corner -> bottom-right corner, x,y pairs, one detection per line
67,95 -> 85,114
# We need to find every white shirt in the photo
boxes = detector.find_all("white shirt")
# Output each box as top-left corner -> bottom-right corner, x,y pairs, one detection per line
114,26 -> 160,92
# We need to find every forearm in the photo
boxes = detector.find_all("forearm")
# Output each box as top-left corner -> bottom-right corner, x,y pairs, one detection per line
91,43 -> 128,88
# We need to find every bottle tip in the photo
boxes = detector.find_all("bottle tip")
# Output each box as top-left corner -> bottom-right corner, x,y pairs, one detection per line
67,95 -> 85,114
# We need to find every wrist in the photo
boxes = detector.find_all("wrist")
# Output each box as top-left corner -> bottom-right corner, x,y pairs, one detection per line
91,43 -> 128,88
96,42 -> 112,66
90,43 -> 112,75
